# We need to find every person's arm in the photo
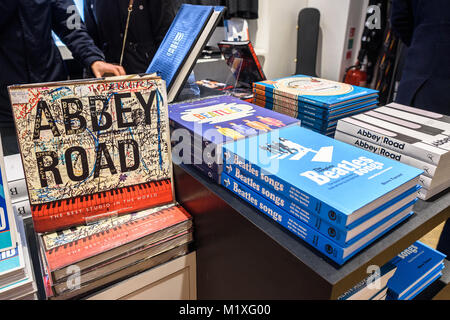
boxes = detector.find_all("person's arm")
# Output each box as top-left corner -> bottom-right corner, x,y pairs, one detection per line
149,0 -> 180,48
0,1 -> 19,29
390,0 -> 415,47
50,0 -> 125,77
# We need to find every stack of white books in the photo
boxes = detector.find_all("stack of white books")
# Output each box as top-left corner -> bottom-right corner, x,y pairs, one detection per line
4,154 -> 31,219
335,103 -> 450,200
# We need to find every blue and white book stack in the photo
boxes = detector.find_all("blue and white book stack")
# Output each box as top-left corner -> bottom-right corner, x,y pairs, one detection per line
253,75 -> 379,137
335,103 -> 450,200
4,154 -> 31,220
0,141 -> 18,252
221,125 -> 423,265
386,241 -> 446,300
0,216 -> 37,300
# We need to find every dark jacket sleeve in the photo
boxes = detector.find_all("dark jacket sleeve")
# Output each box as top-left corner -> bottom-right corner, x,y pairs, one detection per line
149,0 -> 180,48
50,0 -> 105,68
0,1 -> 19,29
83,0 -> 100,46
390,0 -> 415,47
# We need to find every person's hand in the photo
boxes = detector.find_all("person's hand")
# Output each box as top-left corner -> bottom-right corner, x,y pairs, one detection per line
91,61 -> 126,78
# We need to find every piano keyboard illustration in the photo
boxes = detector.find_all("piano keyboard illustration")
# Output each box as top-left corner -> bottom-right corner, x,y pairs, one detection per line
31,179 -> 174,233
44,205 -> 191,273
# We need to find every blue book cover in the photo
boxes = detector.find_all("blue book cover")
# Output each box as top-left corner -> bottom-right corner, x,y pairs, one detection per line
396,265 -> 444,300
254,75 -> 378,108
386,241 -> 446,300
226,162 -> 420,245
305,126 -> 336,137
146,4 -> 215,91
263,102 -> 377,131
223,125 -> 423,228
170,95 -> 301,166
0,161 -> 16,252
221,173 -> 414,265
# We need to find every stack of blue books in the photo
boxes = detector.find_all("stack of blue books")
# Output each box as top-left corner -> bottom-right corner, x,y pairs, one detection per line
221,125 -> 423,265
335,103 -> 450,200
386,241 -> 446,300
253,75 -> 379,137
338,262 -> 398,300
169,95 -> 300,183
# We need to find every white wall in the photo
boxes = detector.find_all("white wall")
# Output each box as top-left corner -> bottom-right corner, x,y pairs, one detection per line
250,0 -> 368,81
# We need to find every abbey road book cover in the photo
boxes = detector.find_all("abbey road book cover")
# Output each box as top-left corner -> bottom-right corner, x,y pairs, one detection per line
8,75 -> 174,232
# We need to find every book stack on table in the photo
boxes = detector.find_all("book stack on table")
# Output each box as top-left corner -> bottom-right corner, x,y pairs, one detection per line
0,216 -> 38,300
7,75 -> 195,300
335,103 -> 450,200
221,125 -> 423,265
339,241 -> 446,300
252,75 -> 379,137
0,139 -> 36,300
169,95 -> 300,183
386,241 -> 446,300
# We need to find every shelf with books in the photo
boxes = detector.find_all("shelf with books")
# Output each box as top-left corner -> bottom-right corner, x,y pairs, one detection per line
173,161 -> 450,300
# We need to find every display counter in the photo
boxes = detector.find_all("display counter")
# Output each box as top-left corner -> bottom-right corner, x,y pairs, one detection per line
173,163 -> 450,299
